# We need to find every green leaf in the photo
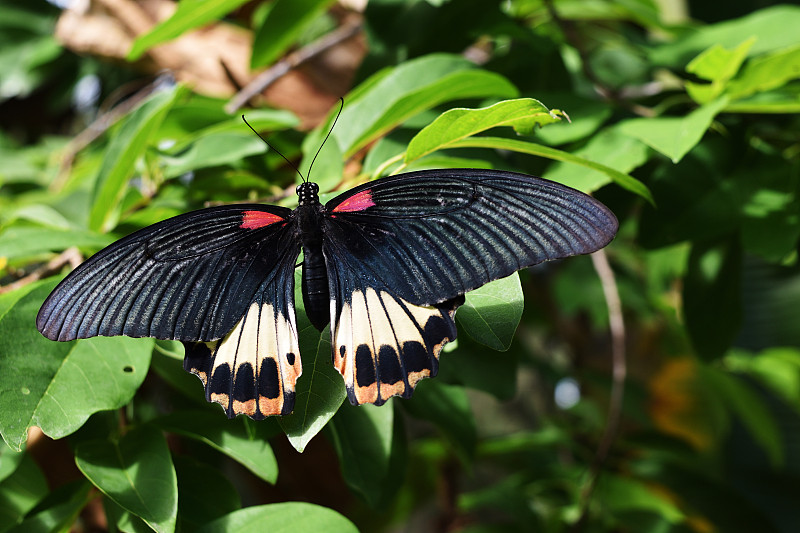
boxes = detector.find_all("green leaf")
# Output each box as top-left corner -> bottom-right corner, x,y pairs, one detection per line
704,367 -> 784,467
0,280 -> 153,451
195,502 -> 358,533
596,473 -> 685,523
154,411 -> 278,484
0,454 -> 48,532
128,0 -> 251,60
250,0 -> 337,69
543,124 -> 649,193
532,93 -> 613,145
174,456 -> 240,532
158,104 -> 299,144
0,226 -> 113,260
0,447 -> 23,484
161,132 -> 267,179
458,274 -> 523,352
650,5 -> 800,66
618,97 -> 728,164
279,269 -> 345,452
727,44 -> 800,101
403,380 -> 476,460
331,54 -> 518,158
75,425 -> 178,533
89,86 -> 184,233
328,403 -> 398,507
447,136 -> 653,202
683,237 -> 742,361
6,480 -> 91,533
404,98 -> 563,165
685,38 -> 755,104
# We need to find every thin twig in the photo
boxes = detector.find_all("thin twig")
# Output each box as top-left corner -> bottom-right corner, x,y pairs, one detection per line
225,19 -> 362,114
0,247 -> 83,295
573,248 -> 626,529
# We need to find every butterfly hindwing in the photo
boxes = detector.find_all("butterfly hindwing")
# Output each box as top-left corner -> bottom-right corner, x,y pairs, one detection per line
37,204 -> 295,342
183,253 -> 301,418
326,253 -> 463,406
324,168 -> 618,307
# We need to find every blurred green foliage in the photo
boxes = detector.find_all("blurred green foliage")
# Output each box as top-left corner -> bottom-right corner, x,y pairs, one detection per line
1,0 -> 799,531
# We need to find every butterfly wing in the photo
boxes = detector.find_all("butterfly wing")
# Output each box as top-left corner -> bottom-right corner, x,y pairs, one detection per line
183,250 -> 301,418
326,246 -> 464,406
37,204 -> 297,342
324,168 -> 618,306
322,168 -> 618,405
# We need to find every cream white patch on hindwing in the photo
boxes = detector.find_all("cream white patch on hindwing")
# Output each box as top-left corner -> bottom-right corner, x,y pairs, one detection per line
331,289 -> 459,406
186,299 -> 301,419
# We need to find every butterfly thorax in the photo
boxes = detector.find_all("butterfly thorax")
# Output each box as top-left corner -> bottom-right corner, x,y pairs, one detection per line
295,182 -> 330,331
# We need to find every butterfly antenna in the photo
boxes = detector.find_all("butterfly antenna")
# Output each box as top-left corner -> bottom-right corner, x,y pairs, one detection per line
242,115 -> 306,182
306,97 -> 344,183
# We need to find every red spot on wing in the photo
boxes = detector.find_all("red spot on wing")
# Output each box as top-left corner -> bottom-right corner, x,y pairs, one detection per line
333,190 -> 376,213
240,210 -> 284,229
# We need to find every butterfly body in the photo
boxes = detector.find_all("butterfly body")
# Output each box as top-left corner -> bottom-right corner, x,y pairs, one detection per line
37,169 -> 618,419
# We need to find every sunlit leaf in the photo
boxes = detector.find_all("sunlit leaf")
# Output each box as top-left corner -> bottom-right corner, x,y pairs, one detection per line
458,274 -> 523,352
195,503 -> 358,533
0,281 -> 152,451
404,98 -> 563,165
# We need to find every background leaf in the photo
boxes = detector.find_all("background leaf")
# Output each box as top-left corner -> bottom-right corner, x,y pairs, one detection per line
75,425 -> 177,533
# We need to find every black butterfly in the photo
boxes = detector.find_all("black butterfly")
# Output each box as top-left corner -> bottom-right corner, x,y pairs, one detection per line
37,168 -> 617,419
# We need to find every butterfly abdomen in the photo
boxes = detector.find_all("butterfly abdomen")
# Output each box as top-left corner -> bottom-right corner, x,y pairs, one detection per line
296,183 -> 331,331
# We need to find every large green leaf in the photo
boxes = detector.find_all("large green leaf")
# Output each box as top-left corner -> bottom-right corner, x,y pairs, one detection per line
154,411 -> 278,484
403,98 -> 564,165
89,86 -> 185,233
330,54 -> 518,158
618,97 -> 728,164
128,0 -> 251,60
458,274 -> 523,352
0,280 -> 153,451
447,136 -> 653,202
75,425 -> 178,533
328,403 -> 401,508
173,456 -> 240,532
279,269 -> 345,452
250,0 -> 337,69
195,503 -> 358,533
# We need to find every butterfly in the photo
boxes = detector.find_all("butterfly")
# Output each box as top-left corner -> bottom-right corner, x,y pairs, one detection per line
37,168 -> 618,419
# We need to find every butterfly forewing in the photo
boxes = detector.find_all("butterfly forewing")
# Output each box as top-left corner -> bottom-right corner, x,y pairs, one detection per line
37,204 -> 295,343
323,168 -> 619,307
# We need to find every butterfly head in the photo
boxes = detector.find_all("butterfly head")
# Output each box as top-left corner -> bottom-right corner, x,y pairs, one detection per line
296,182 -> 320,206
